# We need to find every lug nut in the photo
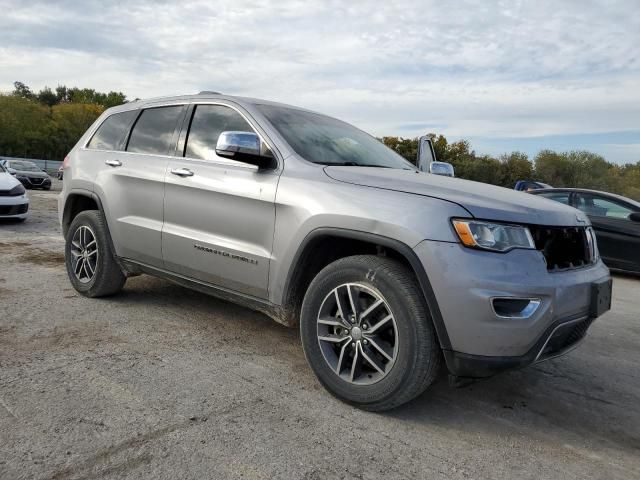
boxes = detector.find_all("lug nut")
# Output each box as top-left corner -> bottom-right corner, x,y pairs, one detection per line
363,339 -> 368,345
362,324 -> 368,329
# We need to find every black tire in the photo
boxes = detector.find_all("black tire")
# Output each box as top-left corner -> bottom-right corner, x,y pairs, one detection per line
65,210 -> 126,297
300,255 -> 441,411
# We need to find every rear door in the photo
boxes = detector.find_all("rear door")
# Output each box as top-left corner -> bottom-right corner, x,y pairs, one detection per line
573,192 -> 640,271
162,102 -> 279,299
94,104 -> 186,268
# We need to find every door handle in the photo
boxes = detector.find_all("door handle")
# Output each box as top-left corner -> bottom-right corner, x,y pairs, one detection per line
105,159 -> 122,167
170,168 -> 194,177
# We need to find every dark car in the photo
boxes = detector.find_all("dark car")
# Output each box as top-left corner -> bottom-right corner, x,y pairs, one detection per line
514,180 -> 552,191
530,188 -> 640,274
1,160 -> 52,190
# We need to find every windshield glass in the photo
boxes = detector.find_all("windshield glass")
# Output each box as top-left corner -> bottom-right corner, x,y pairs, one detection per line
10,161 -> 40,172
257,105 -> 415,169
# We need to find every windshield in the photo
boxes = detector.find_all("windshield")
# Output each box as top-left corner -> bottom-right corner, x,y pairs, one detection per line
257,105 -> 415,170
10,161 -> 40,172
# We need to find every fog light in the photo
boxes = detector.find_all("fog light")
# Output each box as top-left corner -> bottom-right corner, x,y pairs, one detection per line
492,298 -> 541,319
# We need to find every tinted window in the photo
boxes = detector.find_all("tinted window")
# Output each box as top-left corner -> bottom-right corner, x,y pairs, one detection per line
575,193 -> 633,219
87,110 -> 137,150
184,105 -> 254,160
257,104 -> 413,169
9,161 -> 40,171
539,192 -> 571,205
127,106 -> 184,155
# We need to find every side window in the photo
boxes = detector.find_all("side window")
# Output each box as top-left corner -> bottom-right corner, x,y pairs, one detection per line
575,193 -> 633,219
126,106 -> 185,155
184,105 -> 254,160
87,110 -> 137,150
539,192 -> 570,205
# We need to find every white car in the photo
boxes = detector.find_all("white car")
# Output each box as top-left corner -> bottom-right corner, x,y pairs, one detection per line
0,162 -> 29,221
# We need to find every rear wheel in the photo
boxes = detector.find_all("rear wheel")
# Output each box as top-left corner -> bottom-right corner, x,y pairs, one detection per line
300,255 -> 441,411
65,210 -> 126,297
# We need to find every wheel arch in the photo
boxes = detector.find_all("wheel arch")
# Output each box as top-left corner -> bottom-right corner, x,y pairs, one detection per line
280,228 -> 451,349
61,190 -> 131,274
62,191 -> 101,237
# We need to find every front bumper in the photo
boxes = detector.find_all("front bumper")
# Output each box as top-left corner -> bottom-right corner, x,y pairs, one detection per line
414,240 -> 611,377
0,195 -> 29,219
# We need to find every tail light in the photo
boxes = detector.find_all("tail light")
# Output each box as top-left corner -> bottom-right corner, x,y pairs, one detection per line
62,155 -> 71,169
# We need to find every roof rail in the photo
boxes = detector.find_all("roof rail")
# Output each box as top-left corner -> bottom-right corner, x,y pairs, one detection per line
198,90 -> 222,95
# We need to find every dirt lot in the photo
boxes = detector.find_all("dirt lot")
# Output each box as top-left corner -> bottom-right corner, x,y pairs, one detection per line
1,182 -> 639,480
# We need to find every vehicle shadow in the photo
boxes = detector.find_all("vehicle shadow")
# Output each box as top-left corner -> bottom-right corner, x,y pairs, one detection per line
389,351 -> 640,456
86,274 -> 640,459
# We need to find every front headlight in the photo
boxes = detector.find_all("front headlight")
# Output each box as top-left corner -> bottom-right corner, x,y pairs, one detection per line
8,184 -> 26,196
452,219 -> 535,252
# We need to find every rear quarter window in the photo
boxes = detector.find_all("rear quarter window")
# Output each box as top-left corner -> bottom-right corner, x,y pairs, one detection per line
87,110 -> 138,151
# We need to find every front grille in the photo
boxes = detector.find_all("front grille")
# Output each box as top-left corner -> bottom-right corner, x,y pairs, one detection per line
29,177 -> 44,185
539,317 -> 594,360
0,203 -> 28,215
529,226 -> 593,271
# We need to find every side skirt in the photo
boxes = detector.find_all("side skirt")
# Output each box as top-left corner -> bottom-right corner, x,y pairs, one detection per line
119,258 -> 292,327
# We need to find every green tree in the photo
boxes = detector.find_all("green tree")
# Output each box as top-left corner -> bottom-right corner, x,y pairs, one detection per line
12,81 -> 35,100
0,95 -> 50,158
499,152 -> 533,187
381,136 -> 419,164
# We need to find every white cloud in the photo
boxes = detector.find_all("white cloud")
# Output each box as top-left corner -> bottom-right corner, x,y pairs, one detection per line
0,0 -> 639,161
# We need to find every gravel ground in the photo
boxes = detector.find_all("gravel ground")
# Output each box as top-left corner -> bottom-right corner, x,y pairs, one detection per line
1,182 -> 639,480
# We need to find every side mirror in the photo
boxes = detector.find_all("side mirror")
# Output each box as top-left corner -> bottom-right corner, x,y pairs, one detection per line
215,131 -> 275,170
7,168 -> 16,175
629,212 -> 640,223
429,162 -> 455,177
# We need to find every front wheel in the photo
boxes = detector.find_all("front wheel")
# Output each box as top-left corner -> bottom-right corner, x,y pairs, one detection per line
65,210 -> 126,297
300,255 -> 441,411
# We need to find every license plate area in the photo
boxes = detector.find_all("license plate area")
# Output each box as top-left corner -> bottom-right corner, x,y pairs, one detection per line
590,279 -> 612,317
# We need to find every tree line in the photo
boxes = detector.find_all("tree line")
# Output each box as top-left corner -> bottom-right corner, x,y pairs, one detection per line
0,82 -> 127,161
383,136 -> 639,200
0,82 -> 638,200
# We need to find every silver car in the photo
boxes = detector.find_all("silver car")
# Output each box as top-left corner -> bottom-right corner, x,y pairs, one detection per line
58,93 -> 612,410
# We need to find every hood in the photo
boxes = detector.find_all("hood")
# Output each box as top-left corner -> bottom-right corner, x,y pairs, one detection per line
324,167 -> 588,226
0,171 -> 23,190
12,169 -> 49,178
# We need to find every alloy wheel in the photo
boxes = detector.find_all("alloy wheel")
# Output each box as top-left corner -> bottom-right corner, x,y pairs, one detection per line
70,225 -> 99,284
317,283 -> 398,385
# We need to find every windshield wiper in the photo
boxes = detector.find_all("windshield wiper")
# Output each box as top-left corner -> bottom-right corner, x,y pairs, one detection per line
322,162 -> 394,168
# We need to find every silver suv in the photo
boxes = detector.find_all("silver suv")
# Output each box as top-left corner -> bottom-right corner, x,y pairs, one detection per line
58,93 -> 612,410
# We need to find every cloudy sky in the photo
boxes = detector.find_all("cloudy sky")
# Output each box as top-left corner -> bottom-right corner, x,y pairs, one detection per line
1,0 -> 639,163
